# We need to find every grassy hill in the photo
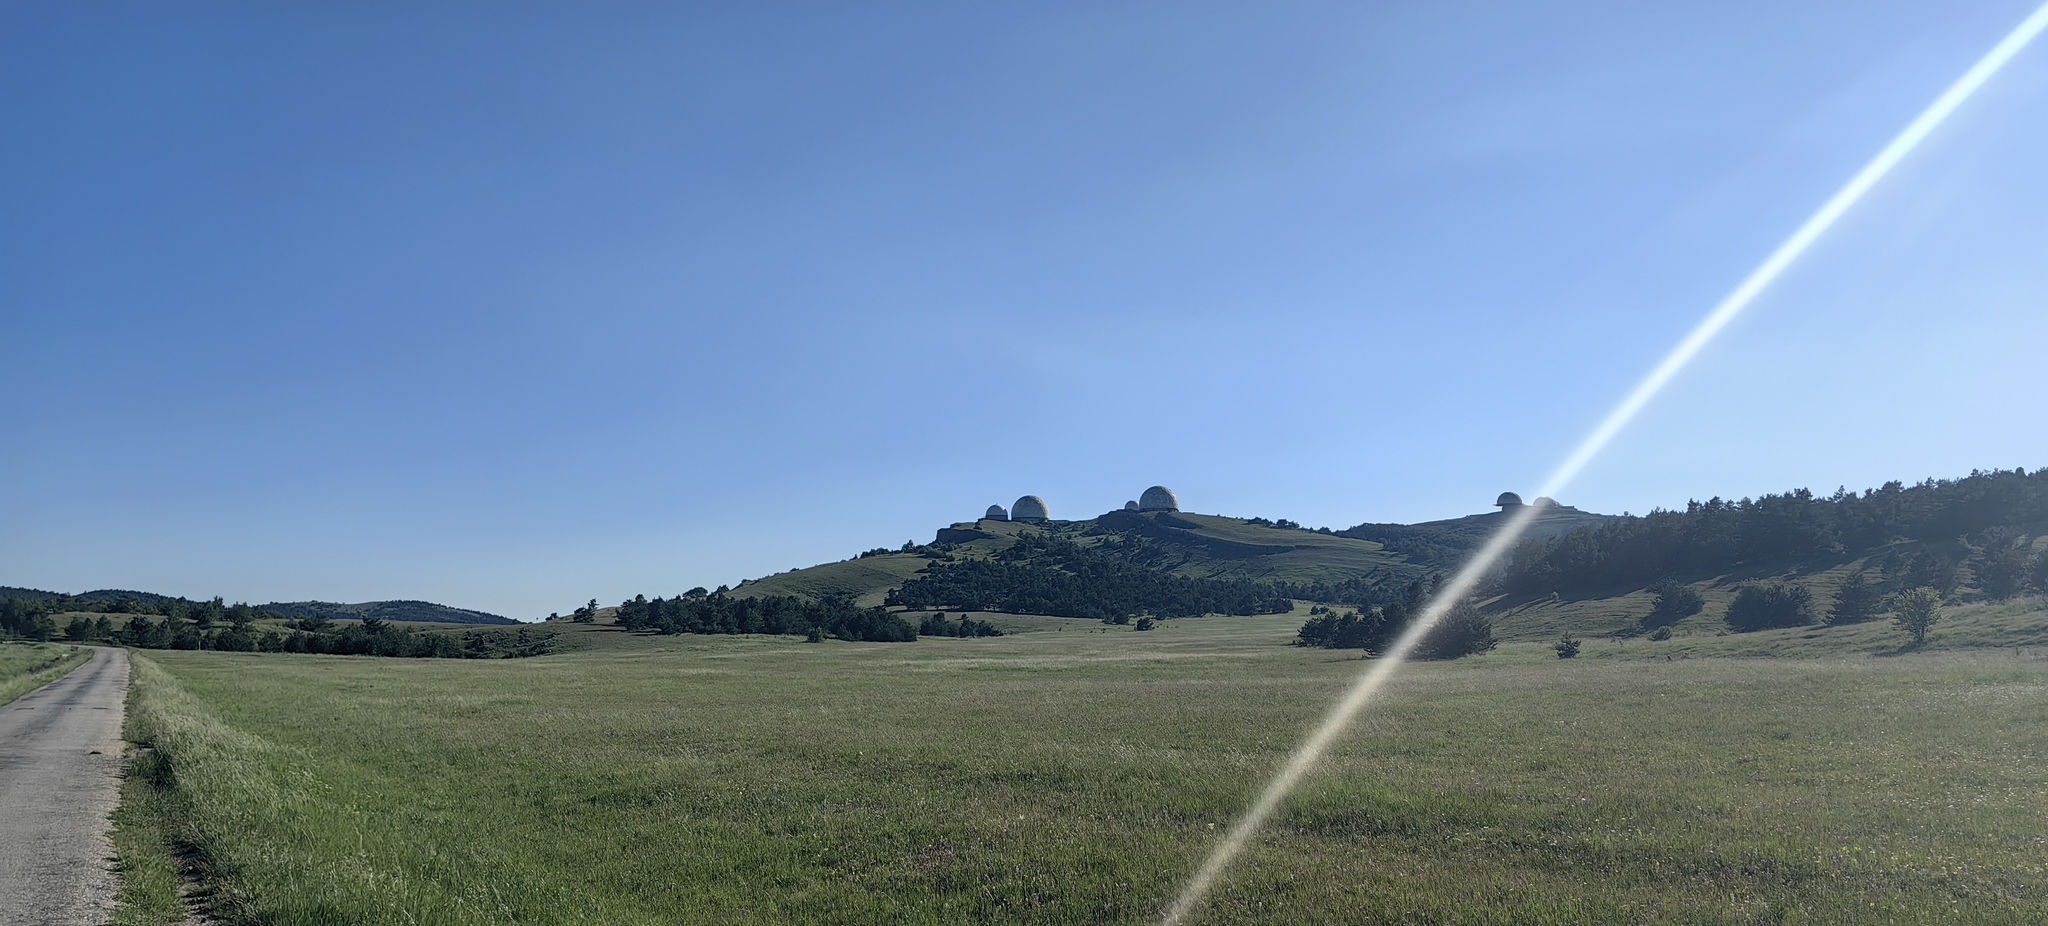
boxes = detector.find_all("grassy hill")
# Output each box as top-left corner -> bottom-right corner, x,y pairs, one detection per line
629,469 -> 2048,657
1344,503 -> 1614,565
259,599 -> 517,625
729,554 -> 933,608
724,508 -> 1475,612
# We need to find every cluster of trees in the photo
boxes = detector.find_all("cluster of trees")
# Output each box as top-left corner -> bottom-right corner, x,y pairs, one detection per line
886,533 -> 1293,621
1500,469 -> 2048,598
1294,596 -> 1497,660
1,598 -> 66,642
612,591 -> 919,642
917,612 -> 1003,637
1722,582 -> 1817,633
1621,571 -> 1953,649
1715,576 -> 1950,647
0,596 -> 550,658
1295,605 -> 1403,653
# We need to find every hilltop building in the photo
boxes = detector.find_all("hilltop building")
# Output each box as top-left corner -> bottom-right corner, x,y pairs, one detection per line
1496,491 -> 1572,512
1012,495 -> 1050,523
973,485 -> 1179,524
1139,485 -> 1180,512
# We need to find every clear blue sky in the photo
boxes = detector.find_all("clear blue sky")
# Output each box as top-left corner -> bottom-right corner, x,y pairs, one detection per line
5,1 -> 2045,619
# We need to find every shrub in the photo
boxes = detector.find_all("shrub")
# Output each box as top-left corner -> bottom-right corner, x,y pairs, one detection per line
1416,600 -> 1496,660
1553,634 -> 1580,659
1892,586 -> 1941,647
1642,578 -> 1705,629
1724,582 -> 1813,633
1648,626 -> 1672,641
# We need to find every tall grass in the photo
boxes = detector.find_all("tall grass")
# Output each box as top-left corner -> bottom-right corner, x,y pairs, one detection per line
124,614 -> 2048,924
0,641 -> 89,706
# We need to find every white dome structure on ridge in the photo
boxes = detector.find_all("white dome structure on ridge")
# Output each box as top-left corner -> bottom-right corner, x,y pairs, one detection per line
1011,495 -> 1050,522
1495,492 -> 1525,509
984,504 -> 1008,521
1123,500 -> 1138,510
1139,486 -> 1179,512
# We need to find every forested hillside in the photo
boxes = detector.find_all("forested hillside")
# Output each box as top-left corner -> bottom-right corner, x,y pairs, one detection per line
1499,468 -> 2048,600
886,532 -> 1294,621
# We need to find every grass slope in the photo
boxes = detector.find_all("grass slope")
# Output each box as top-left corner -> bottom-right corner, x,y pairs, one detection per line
731,554 -> 933,608
0,641 -> 90,706
1486,547 -> 2048,651
1096,512 -> 1402,584
121,614 -> 2048,925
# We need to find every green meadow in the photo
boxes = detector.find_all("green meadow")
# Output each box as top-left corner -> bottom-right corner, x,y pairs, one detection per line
116,609 -> 2048,925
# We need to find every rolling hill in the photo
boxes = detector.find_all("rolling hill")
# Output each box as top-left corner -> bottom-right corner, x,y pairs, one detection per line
724,498 -> 1620,614
674,469 -> 2048,654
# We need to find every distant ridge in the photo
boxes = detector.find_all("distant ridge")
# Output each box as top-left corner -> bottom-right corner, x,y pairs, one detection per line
0,587 -> 184,605
0,586 -> 517,625
260,600 -> 518,625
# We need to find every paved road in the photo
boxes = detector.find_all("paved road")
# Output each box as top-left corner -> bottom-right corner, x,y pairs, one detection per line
0,647 -> 130,926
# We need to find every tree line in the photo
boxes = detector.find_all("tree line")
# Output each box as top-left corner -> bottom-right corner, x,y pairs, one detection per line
612,591 -> 921,642
918,612 -> 1003,637
1498,469 -> 2048,598
885,533 -> 1294,621
0,596 -> 552,658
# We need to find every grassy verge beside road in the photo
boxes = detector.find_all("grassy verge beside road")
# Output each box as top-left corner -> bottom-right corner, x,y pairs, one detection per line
122,612 -> 2048,924
0,641 -> 90,706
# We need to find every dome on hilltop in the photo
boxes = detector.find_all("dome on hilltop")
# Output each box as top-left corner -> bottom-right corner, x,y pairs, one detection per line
1124,500 -> 1138,511
1139,486 -> 1179,511
1012,495 -> 1050,522
1495,492 -> 1525,508
984,504 -> 1008,521
1534,496 -> 1560,509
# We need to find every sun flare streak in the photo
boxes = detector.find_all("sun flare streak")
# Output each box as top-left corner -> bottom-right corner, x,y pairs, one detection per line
1162,5 -> 2048,922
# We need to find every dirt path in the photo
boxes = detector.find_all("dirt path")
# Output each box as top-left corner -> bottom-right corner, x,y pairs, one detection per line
0,646 -> 131,926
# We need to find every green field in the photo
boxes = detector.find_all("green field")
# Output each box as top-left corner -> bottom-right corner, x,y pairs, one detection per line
118,606 -> 2048,925
0,640 -> 89,706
